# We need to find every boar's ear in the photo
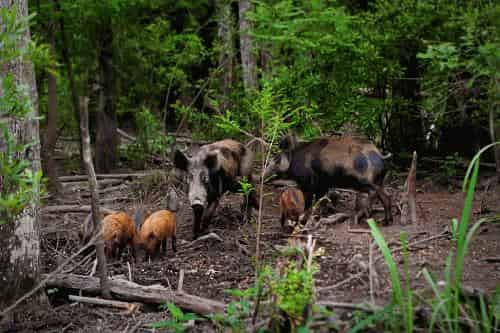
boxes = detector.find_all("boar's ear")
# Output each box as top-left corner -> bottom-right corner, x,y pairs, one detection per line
204,152 -> 220,171
174,150 -> 189,171
279,133 -> 298,151
133,208 -> 144,231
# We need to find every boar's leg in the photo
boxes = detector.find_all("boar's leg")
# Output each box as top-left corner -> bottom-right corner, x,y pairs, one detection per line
192,205 -> 204,240
161,238 -> 168,255
172,235 -> 177,253
373,185 -> 392,225
354,192 -> 372,224
299,190 -> 315,225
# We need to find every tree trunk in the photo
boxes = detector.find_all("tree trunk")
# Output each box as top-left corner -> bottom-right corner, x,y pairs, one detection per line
489,81 -> 500,182
41,21 -> 60,193
95,19 -> 118,173
217,0 -> 235,113
238,0 -> 257,93
53,0 -> 84,167
0,0 -> 42,308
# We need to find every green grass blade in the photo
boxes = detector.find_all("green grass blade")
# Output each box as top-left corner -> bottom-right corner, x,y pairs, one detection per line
462,142 -> 500,192
368,219 -> 403,312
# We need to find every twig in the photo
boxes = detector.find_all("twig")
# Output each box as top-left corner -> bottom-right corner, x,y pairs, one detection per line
318,228 -> 450,292
369,240 -> 375,305
127,262 -> 132,282
177,269 -> 185,293
188,232 -> 223,246
68,295 -> 141,311
316,300 -> 380,313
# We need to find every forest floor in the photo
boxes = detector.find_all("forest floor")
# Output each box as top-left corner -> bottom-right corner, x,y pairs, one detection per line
4,161 -> 500,332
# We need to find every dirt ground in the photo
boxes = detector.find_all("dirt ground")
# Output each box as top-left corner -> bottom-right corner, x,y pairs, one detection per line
3,165 -> 500,333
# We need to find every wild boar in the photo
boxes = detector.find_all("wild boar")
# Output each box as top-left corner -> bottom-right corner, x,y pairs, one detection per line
134,189 -> 178,260
102,212 -> 136,259
264,134 -> 392,224
79,211 -> 136,259
174,139 -> 258,239
279,187 -> 305,230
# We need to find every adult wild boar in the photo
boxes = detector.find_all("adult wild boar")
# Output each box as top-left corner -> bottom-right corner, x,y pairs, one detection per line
174,139 -> 258,239
264,134 -> 392,224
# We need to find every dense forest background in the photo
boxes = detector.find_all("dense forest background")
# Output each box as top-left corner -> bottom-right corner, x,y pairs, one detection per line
31,0 -> 499,175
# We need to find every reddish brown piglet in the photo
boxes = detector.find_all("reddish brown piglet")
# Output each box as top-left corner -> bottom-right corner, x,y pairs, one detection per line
102,211 -> 136,259
279,187 -> 305,230
135,210 -> 176,261
134,189 -> 178,261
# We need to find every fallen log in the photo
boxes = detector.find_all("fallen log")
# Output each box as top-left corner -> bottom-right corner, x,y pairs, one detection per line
58,172 -> 156,182
42,205 -> 116,214
62,179 -> 123,188
68,295 -> 140,312
43,273 -> 226,315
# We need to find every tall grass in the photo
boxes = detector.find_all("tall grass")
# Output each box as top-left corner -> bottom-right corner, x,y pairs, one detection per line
366,142 -> 500,333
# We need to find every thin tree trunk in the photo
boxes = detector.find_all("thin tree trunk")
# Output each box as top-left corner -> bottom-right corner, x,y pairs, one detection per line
41,22 -> 60,193
95,20 -> 118,173
238,0 -> 257,93
217,0 -> 235,113
488,80 -> 500,182
0,0 -> 42,308
53,0 -> 83,166
79,97 -> 110,298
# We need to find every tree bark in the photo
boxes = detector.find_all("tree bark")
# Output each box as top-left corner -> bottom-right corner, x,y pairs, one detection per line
217,0 -> 235,112
95,19 -> 118,173
0,0 -> 42,308
489,79 -> 500,182
41,20 -> 60,193
79,97 -> 110,298
238,0 -> 257,93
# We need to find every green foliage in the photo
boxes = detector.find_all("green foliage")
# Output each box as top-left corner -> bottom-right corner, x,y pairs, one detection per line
152,302 -> 203,332
124,107 -> 173,167
438,153 -> 465,183
210,245 -> 317,332
0,126 -> 43,225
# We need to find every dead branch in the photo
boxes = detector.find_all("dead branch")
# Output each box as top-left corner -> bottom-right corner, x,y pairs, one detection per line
269,179 -> 299,187
319,213 -> 350,225
189,232 -> 223,246
401,151 -> 417,225
177,269 -> 185,293
484,257 -> 500,263
316,300 -> 380,313
58,172 -> 152,182
80,96 -> 110,298
42,205 -> 116,214
68,295 -> 141,312
62,179 -> 123,188
43,274 -> 226,315
117,128 -> 136,142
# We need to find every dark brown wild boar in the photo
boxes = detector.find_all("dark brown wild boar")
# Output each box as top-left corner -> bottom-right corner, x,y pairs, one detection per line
174,139 -> 259,239
264,134 -> 392,224
280,187 -> 305,230
134,189 -> 178,260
